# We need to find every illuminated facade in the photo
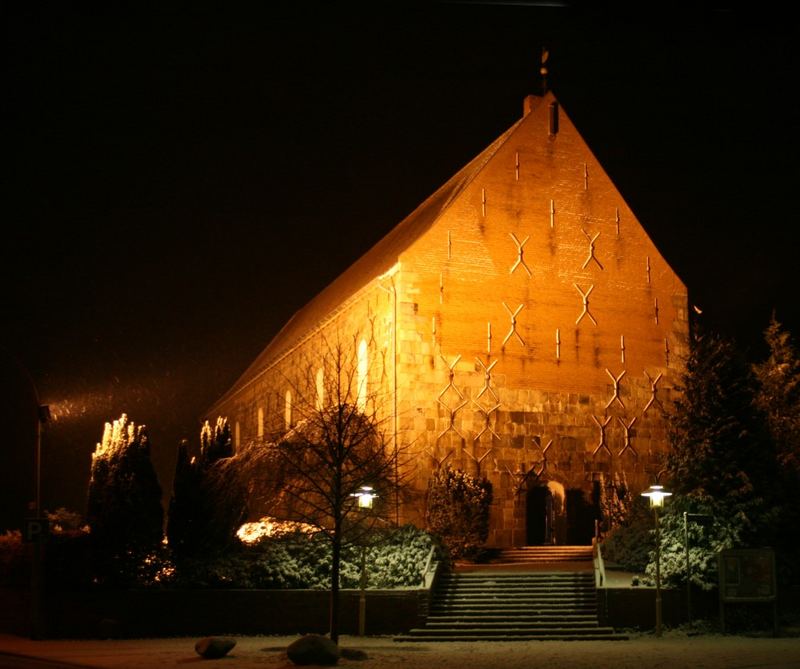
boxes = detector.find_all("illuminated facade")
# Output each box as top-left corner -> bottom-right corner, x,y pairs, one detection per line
210,92 -> 688,547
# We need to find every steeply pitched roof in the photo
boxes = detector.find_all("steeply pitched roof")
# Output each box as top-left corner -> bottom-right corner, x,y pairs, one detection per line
211,107 -> 525,409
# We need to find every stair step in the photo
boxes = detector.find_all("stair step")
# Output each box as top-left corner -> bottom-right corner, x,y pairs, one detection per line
440,584 -> 592,589
404,550 -> 624,643
433,595 -> 596,602
429,603 -> 597,615
397,627 -> 626,641
427,616 -> 599,624
395,633 -> 628,642
444,572 -> 593,577
426,613 -> 597,625
406,626 -> 616,635
438,576 -> 594,582
425,621 -> 602,629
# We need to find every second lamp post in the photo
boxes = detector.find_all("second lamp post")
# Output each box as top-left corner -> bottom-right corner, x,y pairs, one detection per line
642,484 -> 671,637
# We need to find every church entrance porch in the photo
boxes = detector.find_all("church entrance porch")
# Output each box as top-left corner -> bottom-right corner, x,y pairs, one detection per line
520,479 -> 599,547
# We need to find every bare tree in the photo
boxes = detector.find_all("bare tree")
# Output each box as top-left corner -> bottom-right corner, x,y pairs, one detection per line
240,332 -> 410,642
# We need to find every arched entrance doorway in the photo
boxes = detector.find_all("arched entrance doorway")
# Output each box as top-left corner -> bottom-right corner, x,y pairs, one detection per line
525,484 -> 554,545
565,483 -> 601,545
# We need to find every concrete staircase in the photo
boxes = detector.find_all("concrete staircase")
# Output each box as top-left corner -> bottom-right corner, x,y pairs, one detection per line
395,547 -> 626,641
493,544 -> 594,565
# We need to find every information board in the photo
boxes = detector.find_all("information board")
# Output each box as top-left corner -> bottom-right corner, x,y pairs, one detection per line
718,548 -> 775,601
718,548 -> 777,635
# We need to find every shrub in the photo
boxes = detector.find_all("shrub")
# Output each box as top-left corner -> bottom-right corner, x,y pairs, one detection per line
171,524 -> 440,590
425,466 -> 493,560
644,494 -> 748,590
0,530 -> 27,587
601,496 -> 654,573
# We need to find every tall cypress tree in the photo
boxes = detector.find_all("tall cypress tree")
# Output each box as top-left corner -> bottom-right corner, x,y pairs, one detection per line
166,418 -> 247,560
86,414 -> 163,585
166,439 -> 202,559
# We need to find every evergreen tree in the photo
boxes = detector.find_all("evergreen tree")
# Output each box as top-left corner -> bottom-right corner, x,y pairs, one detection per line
167,418 -> 248,560
86,414 -> 163,585
425,465 -> 493,560
650,327 -> 775,587
198,419 -> 249,551
666,328 -> 770,505
166,439 -> 202,558
753,314 -> 800,474
753,315 -> 800,584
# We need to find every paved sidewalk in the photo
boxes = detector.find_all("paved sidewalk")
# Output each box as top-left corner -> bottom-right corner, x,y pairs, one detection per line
2,632 -> 800,669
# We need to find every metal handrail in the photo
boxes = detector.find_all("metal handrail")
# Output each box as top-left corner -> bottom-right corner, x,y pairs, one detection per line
595,540 -> 606,588
420,545 -> 438,588
593,522 -> 606,589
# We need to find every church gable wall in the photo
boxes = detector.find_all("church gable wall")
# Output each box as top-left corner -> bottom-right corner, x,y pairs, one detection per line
393,98 -> 688,546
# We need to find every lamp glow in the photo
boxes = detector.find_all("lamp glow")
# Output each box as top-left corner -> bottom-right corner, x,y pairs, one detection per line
352,485 -> 377,509
641,484 -> 672,508
641,483 -> 671,637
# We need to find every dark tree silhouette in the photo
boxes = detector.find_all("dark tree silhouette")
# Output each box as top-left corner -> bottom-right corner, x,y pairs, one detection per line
236,333 -> 410,642
86,414 -> 163,585
167,418 -> 248,560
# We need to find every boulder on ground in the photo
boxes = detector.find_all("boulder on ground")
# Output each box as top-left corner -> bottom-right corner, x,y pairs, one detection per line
340,648 -> 368,661
287,634 -> 340,666
194,636 -> 237,659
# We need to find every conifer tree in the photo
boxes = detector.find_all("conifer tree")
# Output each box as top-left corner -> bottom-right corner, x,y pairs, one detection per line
753,314 -> 800,474
167,418 -> 247,560
86,414 -> 163,585
666,327 -> 771,513
753,315 -> 800,583
166,439 -> 202,559
649,327 -> 775,588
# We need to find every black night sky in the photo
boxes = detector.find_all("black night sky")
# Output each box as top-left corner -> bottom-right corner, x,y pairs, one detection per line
3,3 -> 799,530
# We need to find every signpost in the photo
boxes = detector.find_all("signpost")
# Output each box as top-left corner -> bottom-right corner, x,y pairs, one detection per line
24,518 -> 49,544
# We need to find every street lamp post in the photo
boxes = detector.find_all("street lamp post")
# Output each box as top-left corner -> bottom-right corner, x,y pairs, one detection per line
350,486 -> 377,636
642,484 -> 671,637
31,403 -> 51,640
6,352 -> 51,639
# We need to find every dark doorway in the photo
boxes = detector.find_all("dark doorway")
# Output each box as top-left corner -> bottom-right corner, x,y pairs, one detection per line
526,486 -> 553,545
566,485 -> 599,544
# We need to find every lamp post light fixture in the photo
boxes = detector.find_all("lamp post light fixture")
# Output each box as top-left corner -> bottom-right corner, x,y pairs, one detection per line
351,485 -> 377,509
351,485 -> 377,636
642,484 -> 671,637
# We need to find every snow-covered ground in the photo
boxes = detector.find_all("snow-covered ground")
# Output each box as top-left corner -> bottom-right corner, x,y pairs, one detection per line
3,632 -> 800,669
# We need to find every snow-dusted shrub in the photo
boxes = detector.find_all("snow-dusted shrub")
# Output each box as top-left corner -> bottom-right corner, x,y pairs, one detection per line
600,496 -> 654,573
425,466 -> 493,560
361,523 -> 441,588
171,524 -> 439,590
643,494 -> 747,590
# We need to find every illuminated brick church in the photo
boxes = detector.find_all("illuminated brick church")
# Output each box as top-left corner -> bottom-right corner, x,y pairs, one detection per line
210,91 -> 688,547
